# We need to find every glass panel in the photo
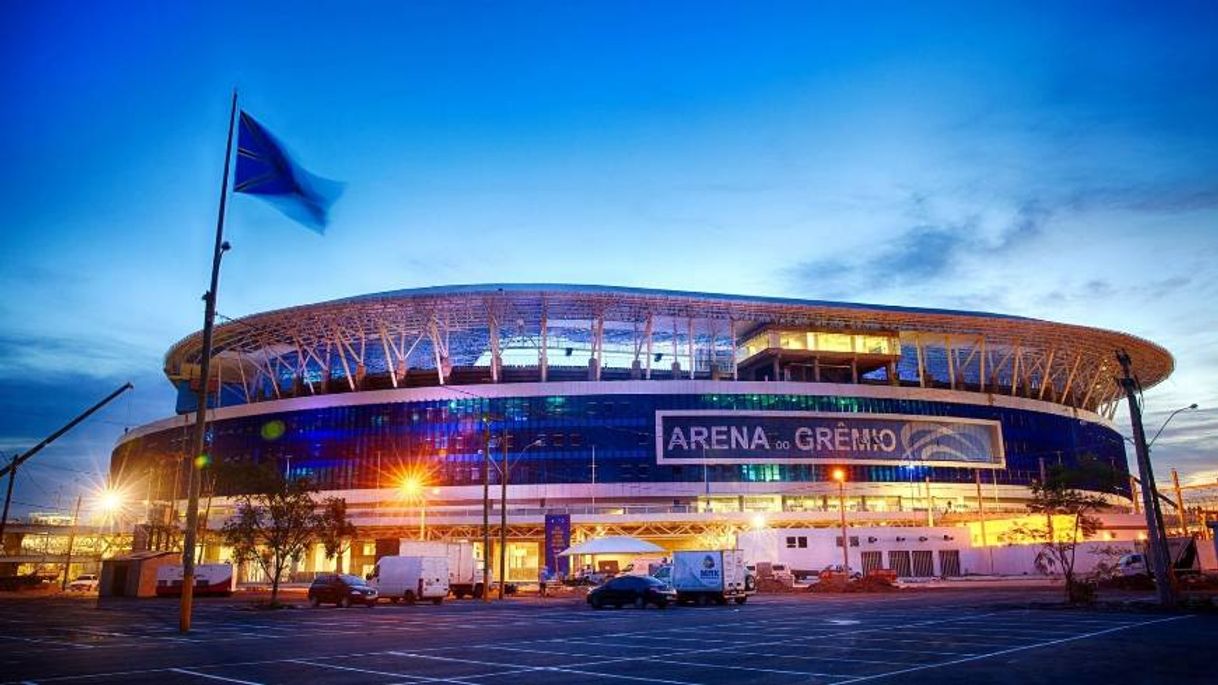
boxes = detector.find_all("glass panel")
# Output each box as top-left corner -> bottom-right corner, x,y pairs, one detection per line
817,333 -> 854,353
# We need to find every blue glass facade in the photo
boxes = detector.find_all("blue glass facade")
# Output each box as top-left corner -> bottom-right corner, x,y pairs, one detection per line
112,391 -> 1129,499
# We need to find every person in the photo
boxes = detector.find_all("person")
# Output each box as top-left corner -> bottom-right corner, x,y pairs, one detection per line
538,565 -> 550,598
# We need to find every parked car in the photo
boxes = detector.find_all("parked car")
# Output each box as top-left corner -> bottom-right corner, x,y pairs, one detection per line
66,574 -> 99,592
307,574 -> 378,608
586,575 -> 676,609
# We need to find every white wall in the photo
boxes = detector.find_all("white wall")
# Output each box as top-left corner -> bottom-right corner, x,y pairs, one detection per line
740,526 -> 1141,578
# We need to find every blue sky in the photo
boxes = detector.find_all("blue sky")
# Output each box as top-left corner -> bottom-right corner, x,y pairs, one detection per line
2,2 -> 1216,515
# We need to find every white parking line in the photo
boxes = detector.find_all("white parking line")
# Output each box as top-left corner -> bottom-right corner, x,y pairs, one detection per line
167,668 -> 263,685
832,615 -> 1191,683
286,659 -> 474,683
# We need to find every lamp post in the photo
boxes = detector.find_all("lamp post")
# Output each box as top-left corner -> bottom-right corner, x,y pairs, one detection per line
399,476 -> 438,540
498,437 -> 544,600
832,468 -> 849,572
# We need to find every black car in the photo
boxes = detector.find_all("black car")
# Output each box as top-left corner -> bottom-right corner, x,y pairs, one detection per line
307,573 -> 378,608
586,575 -> 677,609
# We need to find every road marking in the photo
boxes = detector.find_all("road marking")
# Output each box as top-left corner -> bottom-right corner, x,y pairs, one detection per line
286,659 -> 470,683
167,669 -> 263,685
715,648 -> 913,667
832,615 -> 1191,683
0,635 -> 93,650
651,657 -> 848,678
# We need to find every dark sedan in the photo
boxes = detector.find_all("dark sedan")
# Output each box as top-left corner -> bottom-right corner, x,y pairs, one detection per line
587,575 -> 677,609
307,573 -> 378,608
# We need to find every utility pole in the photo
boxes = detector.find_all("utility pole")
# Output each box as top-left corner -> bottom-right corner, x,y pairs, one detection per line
498,428 -> 508,600
1116,350 -> 1176,607
481,416 -> 491,603
61,495 -> 83,590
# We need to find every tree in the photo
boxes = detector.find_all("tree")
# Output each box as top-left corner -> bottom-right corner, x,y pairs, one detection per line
318,497 -> 358,573
219,465 -> 333,605
1003,462 -> 1116,602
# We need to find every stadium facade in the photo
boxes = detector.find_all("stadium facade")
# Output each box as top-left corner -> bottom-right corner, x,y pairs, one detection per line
110,284 -> 1172,582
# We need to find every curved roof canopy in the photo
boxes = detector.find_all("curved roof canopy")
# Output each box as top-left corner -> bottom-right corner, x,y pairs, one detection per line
164,283 -> 1172,415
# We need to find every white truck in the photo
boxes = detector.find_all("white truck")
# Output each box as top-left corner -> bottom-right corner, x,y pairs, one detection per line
398,540 -> 490,599
654,550 -> 753,605
368,555 -> 449,604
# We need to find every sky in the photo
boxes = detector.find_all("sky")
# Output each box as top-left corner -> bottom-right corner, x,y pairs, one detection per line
1,1 -> 1215,517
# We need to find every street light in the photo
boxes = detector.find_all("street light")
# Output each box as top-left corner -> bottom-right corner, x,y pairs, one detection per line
1148,404 -> 1198,448
832,468 -> 849,572
398,475 -> 437,540
498,437 -> 545,600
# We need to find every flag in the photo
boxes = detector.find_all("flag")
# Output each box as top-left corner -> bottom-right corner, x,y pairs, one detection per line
234,111 -> 341,233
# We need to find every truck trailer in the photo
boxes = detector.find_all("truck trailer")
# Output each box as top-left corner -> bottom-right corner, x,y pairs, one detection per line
398,540 -> 490,598
654,550 -> 753,605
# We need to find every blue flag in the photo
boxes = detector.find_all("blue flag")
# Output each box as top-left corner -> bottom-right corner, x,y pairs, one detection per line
234,111 -> 340,233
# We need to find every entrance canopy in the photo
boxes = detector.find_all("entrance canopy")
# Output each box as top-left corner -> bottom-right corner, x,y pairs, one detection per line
558,536 -> 665,557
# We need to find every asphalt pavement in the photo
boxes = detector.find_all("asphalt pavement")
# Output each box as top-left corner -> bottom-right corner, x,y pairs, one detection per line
0,588 -> 1212,684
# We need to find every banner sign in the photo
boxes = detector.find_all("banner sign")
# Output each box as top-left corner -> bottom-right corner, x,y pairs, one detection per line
544,513 -> 571,578
656,411 -> 1004,468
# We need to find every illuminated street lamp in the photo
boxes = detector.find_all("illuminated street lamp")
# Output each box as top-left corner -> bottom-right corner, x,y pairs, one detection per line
832,468 -> 849,572
399,475 -> 438,539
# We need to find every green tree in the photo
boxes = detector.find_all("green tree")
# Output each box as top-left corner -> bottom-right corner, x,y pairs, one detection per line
219,465 -> 334,605
318,497 -> 358,573
1003,461 -> 1117,602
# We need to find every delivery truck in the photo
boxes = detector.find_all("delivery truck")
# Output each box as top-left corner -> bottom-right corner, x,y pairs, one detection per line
654,549 -> 753,605
368,555 -> 449,604
398,540 -> 490,598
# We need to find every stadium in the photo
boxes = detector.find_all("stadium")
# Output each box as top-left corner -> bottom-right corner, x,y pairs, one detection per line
110,284 -> 1173,583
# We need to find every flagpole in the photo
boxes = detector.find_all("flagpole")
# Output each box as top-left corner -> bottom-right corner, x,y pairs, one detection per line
181,88 -> 238,633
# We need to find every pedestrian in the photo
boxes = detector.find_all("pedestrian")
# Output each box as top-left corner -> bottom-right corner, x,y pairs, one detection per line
538,565 -> 550,598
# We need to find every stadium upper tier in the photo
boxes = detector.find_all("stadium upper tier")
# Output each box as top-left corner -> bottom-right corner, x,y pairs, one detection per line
164,284 -> 1172,416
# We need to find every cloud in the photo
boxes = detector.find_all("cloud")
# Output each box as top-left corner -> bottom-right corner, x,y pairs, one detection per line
0,332 -> 158,380
786,196 -> 1051,298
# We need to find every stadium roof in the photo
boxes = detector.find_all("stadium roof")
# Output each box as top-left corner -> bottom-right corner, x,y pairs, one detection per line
164,283 -> 1173,415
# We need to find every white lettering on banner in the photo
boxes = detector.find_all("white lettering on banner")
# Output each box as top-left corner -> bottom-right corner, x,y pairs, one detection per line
751,427 -> 770,450
689,426 -> 709,450
731,426 -> 750,449
795,427 -> 813,450
657,411 -> 1003,468
816,427 -> 833,451
667,427 -> 688,451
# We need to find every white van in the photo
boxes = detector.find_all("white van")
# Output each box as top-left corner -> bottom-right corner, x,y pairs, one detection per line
369,556 -> 449,604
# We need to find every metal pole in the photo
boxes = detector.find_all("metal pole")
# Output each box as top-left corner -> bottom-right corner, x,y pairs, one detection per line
1116,350 -> 1176,607
1171,469 -> 1187,536
181,89 -> 238,633
925,476 -> 934,527
498,428 -> 508,600
420,494 -> 427,540
0,456 -> 17,548
61,495 -> 83,591
976,469 -> 993,574
838,479 -> 849,571
481,417 -> 491,603
0,383 -> 134,481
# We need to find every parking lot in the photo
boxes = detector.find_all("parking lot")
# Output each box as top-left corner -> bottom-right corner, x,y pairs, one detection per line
1,589 -> 1213,684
